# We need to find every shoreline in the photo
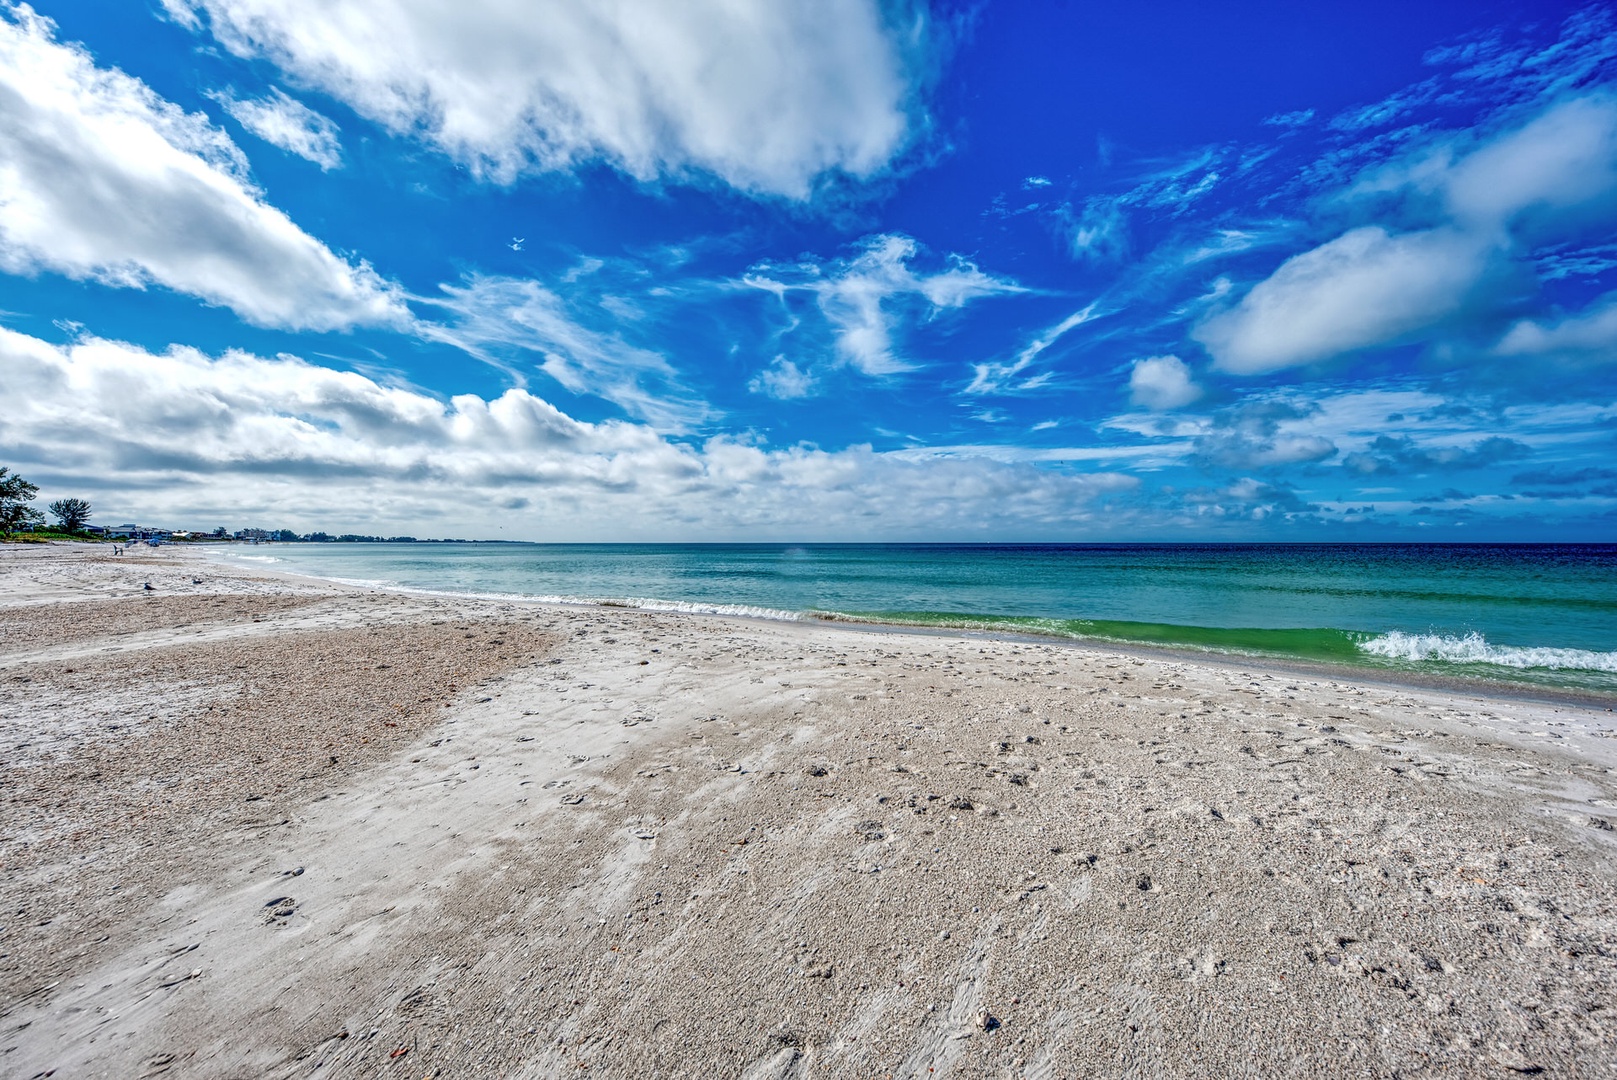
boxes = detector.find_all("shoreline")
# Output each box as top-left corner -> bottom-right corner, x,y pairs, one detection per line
201,541 -> 1617,711
4,542 -> 1615,1077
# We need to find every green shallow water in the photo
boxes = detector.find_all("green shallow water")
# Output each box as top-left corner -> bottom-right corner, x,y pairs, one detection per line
213,542 -> 1617,695
821,610 -> 1617,694
826,611 -> 1373,662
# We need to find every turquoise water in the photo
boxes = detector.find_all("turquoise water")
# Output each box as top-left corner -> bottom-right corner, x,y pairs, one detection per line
213,543 -> 1617,694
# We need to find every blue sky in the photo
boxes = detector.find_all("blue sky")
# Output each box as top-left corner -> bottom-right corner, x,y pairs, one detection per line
1,0 -> 1614,540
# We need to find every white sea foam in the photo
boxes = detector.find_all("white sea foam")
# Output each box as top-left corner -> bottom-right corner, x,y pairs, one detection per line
1358,631 -> 1617,672
200,557 -> 812,622
598,597 -> 805,621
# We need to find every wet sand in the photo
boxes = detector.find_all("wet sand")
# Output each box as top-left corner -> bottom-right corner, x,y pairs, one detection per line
2,542 -> 1614,1078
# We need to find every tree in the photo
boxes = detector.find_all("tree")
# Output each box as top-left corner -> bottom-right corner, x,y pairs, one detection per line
0,467 -> 43,537
49,497 -> 92,532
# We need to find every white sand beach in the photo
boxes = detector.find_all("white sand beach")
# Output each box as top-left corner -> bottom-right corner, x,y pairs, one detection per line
2,543 -> 1614,1077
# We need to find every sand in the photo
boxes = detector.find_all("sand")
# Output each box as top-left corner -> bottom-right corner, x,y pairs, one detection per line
1,542 -> 1614,1078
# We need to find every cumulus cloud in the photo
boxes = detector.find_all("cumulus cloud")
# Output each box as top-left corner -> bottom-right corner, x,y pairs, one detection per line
0,4 -> 405,330
749,356 -> 816,400
162,0 -> 925,199
1128,355 -> 1202,410
1197,93 -> 1617,373
212,86 -> 342,170
1342,434 -> 1531,475
1495,289 -> 1617,361
1442,93 -> 1617,230
747,234 -> 1022,377
1193,226 -> 1497,374
1510,466 -> 1617,486
1191,400 -> 1337,470
1183,478 -> 1318,521
419,275 -> 709,433
0,325 -> 1142,540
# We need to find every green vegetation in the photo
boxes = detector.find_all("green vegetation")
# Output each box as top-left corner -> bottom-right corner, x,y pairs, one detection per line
1,466 -> 450,543
49,496 -> 92,532
0,467 -> 43,538
2,468 -> 101,541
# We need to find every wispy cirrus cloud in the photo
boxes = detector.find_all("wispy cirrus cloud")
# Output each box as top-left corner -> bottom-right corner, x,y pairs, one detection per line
964,303 -> 1099,396
418,274 -> 711,433
0,4 -> 405,330
745,233 -> 1023,380
1262,109 -> 1315,129
1057,197 -> 1129,261
211,86 -> 342,170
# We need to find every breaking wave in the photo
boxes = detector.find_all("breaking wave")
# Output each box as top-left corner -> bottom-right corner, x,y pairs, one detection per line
1357,631 -> 1617,673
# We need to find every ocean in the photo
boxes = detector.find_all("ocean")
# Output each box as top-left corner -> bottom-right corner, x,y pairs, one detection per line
213,543 -> 1617,695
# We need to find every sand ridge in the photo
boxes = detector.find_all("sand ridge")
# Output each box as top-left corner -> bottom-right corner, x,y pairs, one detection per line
1,543 -> 1614,1077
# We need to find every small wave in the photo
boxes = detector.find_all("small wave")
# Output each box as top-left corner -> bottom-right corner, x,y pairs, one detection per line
601,596 -> 805,621
1358,631 -> 1617,673
230,554 -> 282,563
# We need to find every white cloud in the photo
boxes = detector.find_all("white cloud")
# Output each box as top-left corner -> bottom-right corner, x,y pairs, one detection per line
964,303 -> 1098,396
212,86 -> 342,170
1262,109 -> 1315,129
1103,384 -> 1611,484
1128,355 -> 1202,410
0,5 -> 404,331
1115,148 -> 1224,212
1180,225 -> 1292,267
1442,93 -> 1617,230
1182,478 -> 1317,521
749,356 -> 816,400
890,442 -> 1179,468
1201,433 -> 1337,469
0,325 -> 1141,540
419,275 -> 709,433
1328,81 -> 1437,133
748,234 -> 1021,377
1495,289 -> 1617,361
1347,93 -> 1617,231
1186,400 -> 1338,469
1194,226 -> 1496,374
1059,197 -> 1128,261
1198,93 -> 1617,373
162,0 -> 924,199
